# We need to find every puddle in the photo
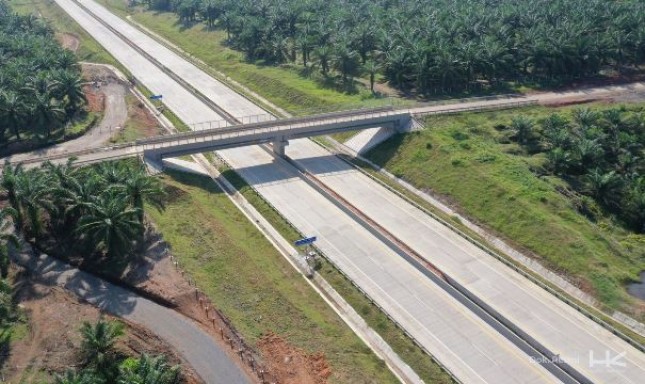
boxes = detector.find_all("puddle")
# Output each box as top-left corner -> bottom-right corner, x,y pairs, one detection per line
627,271 -> 645,300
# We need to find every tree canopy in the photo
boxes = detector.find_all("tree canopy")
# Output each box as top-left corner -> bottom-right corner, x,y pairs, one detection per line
0,0 -> 85,144
0,160 -> 165,260
140,0 -> 645,95
509,106 -> 645,233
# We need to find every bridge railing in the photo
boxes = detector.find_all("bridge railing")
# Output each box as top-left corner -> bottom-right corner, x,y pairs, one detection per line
3,99 -> 538,167
136,106 -> 397,147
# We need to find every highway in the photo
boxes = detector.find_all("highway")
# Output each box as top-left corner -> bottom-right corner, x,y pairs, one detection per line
52,0 -> 645,382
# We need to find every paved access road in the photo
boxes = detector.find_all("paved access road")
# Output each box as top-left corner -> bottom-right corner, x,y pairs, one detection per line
12,250 -> 251,384
55,0 -> 645,382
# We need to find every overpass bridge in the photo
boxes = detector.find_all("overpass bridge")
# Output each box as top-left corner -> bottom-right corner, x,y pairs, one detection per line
2,98 -> 535,170
2,106 -> 409,169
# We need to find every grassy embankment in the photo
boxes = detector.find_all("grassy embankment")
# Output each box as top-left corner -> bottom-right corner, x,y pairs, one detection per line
149,170 -> 453,383
365,103 -> 645,317
97,0 -> 401,115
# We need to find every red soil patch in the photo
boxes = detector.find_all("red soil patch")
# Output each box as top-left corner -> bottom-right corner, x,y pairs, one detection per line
129,97 -> 162,138
539,97 -> 602,108
83,85 -> 105,113
257,332 -> 332,384
3,271 -> 200,384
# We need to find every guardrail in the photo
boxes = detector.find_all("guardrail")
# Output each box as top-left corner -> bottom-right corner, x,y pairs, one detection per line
213,148 -> 464,383
325,139 -> 645,354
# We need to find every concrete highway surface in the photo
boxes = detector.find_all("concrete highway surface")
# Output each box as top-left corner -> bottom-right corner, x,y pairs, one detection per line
55,0 -> 645,382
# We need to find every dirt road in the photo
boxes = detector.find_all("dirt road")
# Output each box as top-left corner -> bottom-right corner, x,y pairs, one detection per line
2,64 -> 128,164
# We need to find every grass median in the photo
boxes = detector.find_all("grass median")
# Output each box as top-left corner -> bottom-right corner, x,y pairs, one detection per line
149,170 -> 404,384
150,169 -> 454,383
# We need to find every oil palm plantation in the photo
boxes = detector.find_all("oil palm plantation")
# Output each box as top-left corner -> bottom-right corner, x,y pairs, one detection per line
76,192 -> 143,259
118,354 -> 180,384
0,91 -> 27,141
80,319 -> 124,382
0,207 -> 19,278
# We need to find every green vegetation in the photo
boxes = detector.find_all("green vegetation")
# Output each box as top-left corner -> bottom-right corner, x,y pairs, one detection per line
139,0 -> 645,97
0,0 -> 88,146
55,319 -> 180,384
0,160 -> 164,261
152,169 -> 453,383
536,108 -> 645,232
366,104 -> 645,315
98,0 -> 395,114
9,0 -> 120,66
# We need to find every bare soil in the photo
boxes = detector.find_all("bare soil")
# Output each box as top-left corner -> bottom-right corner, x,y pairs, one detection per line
113,224 -> 332,384
257,332 -> 332,384
1,269 -> 201,384
83,84 -> 105,113
56,32 -> 80,52
127,96 -> 162,138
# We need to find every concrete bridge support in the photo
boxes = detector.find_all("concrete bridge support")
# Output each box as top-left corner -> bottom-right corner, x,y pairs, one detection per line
273,137 -> 289,157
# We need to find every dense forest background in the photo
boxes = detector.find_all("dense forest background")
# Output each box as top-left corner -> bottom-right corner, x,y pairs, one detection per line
0,0 -> 85,144
138,0 -> 645,95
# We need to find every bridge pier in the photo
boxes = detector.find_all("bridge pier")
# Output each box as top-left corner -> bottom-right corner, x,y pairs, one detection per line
272,137 -> 289,157
142,151 -> 164,175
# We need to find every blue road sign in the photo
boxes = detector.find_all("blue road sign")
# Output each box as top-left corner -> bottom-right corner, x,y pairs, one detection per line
294,236 -> 317,246
149,94 -> 163,100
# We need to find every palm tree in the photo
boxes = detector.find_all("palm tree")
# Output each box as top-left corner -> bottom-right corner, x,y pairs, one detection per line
80,319 -> 124,381
0,207 -> 19,278
118,168 -> 165,225
313,45 -> 332,76
54,369 -> 101,384
51,70 -> 86,117
573,108 -> 599,130
30,89 -> 64,139
363,59 -> 380,93
0,91 -> 27,141
95,161 -> 127,185
1,162 -> 24,227
572,138 -> 604,173
76,193 -> 142,259
547,148 -> 572,175
332,44 -> 360,84
13,169 -> 51,239
55,50 -> 79,71
584,169 -> 623,208
626,184 -> 645,232
118,354 -> 180,384
510,115 -> 535,145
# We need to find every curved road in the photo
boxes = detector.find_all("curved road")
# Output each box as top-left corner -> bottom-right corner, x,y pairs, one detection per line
12,250 -> 252,384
